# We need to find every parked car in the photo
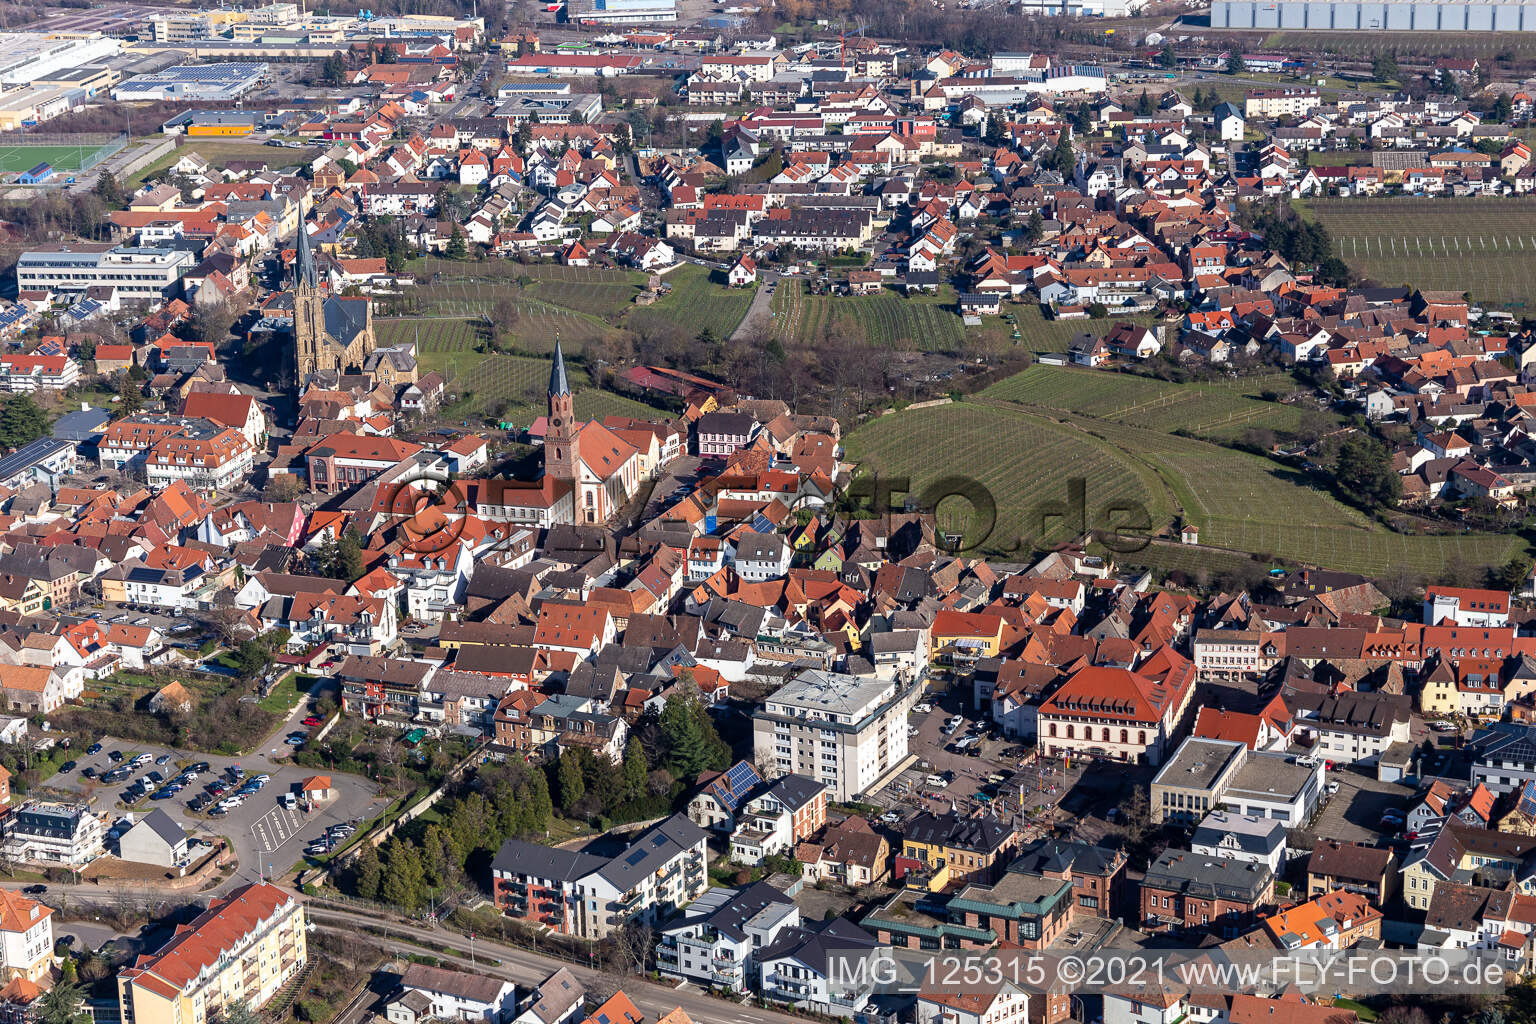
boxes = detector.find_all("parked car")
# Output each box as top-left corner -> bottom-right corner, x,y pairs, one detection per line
912,703 -> 933,714
86,743 -> 101,755
58,761 -> 75,774
107,750 -> 123,763
302,716 -> 323,727
22,885 -> 45,895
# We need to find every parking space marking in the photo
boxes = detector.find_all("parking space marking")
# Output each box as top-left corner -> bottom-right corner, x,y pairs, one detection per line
252,805 -> 314,853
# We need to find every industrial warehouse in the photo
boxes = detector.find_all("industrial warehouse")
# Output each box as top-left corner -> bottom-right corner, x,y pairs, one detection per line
1213,0 -> 1536,29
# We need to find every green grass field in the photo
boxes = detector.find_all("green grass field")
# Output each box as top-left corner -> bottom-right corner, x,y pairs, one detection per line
629,264 -> 754,343
847,369 -> 1523,577
0,144 -> 105,174
771,280 -> 977,350
409,333 -> 670,426
981,365 -> 1321,441
1297,197 -> 1536,309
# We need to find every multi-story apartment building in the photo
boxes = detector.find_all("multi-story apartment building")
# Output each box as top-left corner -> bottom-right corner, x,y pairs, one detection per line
728,775 -> 827,865
0,354 -> 79,393
656,882 -> 800,993
3,802 -> 102,867
752,669 -> 919,802
1243,87 -> 1321,119
118,883 -> 308,1024
491,814 -> 708,940
1140,849 -> 1274,938
336,655 -> 436,728
899,812 -> 1020,891
695,412 -> 756,458
144,426 -> 253,495
16,244 -> 194,300
1423,585 -> 1511,628
99,416 -> 222,473
0,890 -> 53,983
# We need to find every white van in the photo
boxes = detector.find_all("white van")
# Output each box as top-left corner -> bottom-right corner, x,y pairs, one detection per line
279,793 -> 297,810
926,774 -> 950,788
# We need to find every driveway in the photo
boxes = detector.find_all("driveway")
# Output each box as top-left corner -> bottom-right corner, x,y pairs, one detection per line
52,735 -> 387,890
729,272 -> 777,342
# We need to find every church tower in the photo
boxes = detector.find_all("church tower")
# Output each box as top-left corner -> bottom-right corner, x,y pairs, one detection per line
545,338 -> 577,484
292,222 -> 325,381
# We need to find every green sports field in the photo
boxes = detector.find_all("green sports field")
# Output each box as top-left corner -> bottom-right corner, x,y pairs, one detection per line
0,144 -> 103,174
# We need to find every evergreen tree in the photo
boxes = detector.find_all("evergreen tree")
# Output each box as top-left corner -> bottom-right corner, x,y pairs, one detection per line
1159,43 -> 1176,69
623,737 -> 647,799
313,535 -> 340,579
36,981 -> 88,1024
380,840 -> 426,911
352,843 -> 383,900
554,750 -> 585,812
1226,53 -> 1245,74
526,763 -> 553,827
983,112 -> 1008,147
93,170 -> 123,208
660,688 -> 730,781
338,529 -> 365,581
217,1003 -> 260,1024
0,394 -> 48,449
445,225 -> 468,261
322,52 -> 348,86
1024,210 -> 1045,244
1493,93 -> 1514,123
1372,53 -> 1399,84
1136,90 -> 1153,115
1334,434 -> 1401,509
117,375 -> 144,414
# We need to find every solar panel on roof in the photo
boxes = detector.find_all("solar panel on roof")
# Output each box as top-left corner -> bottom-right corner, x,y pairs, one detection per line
1517,780 -> 1536,819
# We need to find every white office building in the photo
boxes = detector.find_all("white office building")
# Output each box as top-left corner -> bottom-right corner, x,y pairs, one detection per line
752,669 -> 918,802
17,244 -> 193,300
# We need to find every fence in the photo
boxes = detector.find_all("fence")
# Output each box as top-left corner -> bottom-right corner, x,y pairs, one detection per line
0,132 -> 129,172
296,739 -> 488,890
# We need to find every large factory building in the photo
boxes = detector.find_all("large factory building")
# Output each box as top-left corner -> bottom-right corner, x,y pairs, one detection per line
1213,0 -> 1536,30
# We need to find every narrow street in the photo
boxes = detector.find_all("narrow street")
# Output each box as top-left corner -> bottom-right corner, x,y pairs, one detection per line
729,274 -> 777,343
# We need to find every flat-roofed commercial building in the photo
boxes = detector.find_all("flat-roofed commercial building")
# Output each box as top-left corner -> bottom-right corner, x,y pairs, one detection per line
17,244 -> 193,300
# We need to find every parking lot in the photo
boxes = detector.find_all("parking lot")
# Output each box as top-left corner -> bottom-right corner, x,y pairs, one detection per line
1304,763 -> 1414,845
50,736 -> 386,880
859,682 -> 1090,834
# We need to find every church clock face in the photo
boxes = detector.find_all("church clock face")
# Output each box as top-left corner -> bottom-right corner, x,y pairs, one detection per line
552,418 -> 561,428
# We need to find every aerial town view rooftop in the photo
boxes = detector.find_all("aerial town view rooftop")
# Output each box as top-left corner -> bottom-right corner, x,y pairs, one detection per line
0,1 -> 1528,1024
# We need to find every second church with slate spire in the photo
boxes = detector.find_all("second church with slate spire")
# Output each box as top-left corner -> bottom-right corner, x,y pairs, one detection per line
291,219 -> 377,385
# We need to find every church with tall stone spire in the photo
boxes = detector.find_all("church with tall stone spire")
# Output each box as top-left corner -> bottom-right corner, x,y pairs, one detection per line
541,338 -> 646,524
290,219 -> 377,385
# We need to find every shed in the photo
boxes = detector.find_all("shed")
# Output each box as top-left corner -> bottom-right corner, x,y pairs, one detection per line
300,775 -> 334,802
18,164 -> 51,185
